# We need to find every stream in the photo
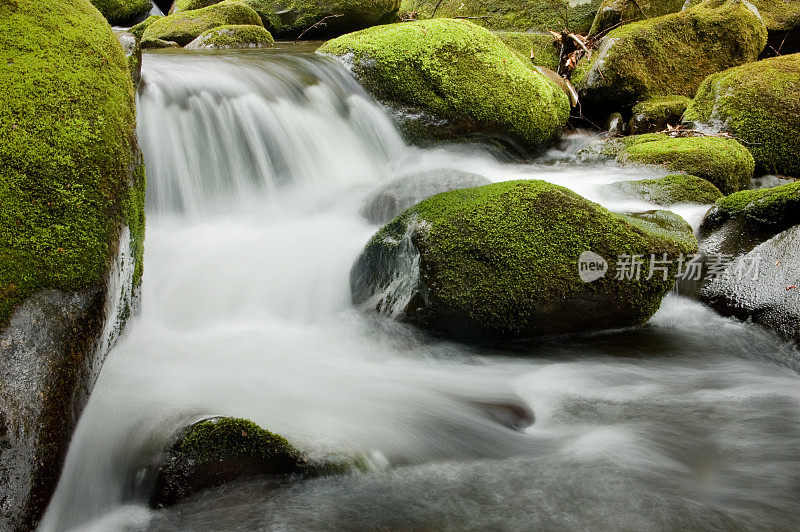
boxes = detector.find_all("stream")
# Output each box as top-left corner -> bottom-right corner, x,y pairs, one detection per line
40,46 -> 800,531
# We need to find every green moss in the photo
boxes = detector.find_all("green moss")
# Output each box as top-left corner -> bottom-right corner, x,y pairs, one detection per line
589,0 -> 685,36
606,133 -> 755,195
360,180 -> 696,337
683,53 -> 800,177
684,0 -> 800,32
318,19 -> 570,150
142,1 -> 263,46
703,180 -> 800,234
130,14 -> 162,38
172,0 -> 401,39
403,0 -> 601,34
0,0 -> 144,327
612,174 -> 723,205
186,24 -> 274,48
572,0 -> 767,112
177,418 -> 300,464
628,95 -> 691,135
496,31 -> 559,71
90,0 -> 151,25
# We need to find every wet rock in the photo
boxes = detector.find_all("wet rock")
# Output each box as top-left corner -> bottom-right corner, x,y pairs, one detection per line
142,1 -> 263,46
598,133 -> 754,195
606,112 -> 626,136
683,53 -> 800,177
572,0 -> 767,115
609,174 -> 723,206
113,29 -> 142,85
351,180 -> 697,342
0,0 -> 145,526
90,0 -> 152,25
185,24 -> 274,49
628,95 -> 690,135
699,225 -> 800,344
149,417 -> 362,508
361,169 -> 490,224
318,19 -> 570,153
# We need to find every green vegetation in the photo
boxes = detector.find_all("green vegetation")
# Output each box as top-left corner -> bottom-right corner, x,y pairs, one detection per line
318,19 -> 570,150
572,0 -> 767,112
401,0 -> 601,34
496,31 -> 559,71
143,1 -> 263,46
130,14 -> 162,38
684,0 -> 800,32
186,24 -> 274,48
611,174 -> 723,205
702,180 -> 800,234
0,0 -> 145,327
683,54 -> 800,176
606,133 -> 754,194
90,0 -> 151,24
589,0 -> 685,36
177,418 -> 301,464
629,95 -> 691,135
357,180 -> 696,338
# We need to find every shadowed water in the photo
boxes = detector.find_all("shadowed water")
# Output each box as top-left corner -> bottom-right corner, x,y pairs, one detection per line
41,49 -> 800,531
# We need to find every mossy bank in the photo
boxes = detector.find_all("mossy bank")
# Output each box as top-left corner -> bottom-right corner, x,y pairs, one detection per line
318,19 -> 570,151
351,180 -> 697,341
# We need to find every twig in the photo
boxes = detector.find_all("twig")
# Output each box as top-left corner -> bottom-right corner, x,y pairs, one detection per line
431,0 -> 445,17
295,14 -> 344,41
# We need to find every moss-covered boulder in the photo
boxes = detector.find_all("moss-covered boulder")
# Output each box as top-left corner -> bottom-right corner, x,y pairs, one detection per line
402,0 -> 602,34
589,0 -> 685,36
602,133 -> 755,195
610,174 -> 723,206
171,0 -> 401,39
149,417 -> 363,508
142,1 -> 263,46
318,19 -> 570,151
361,169 -> 490,224
186,24 -> 274,48
90,0 -> 152,25
683,54 -> 800,177
351,180 -> 697,341
130,13 -> 162,38
572,0 -> 767,114
686,0 -> 800,56
496,31 -> 560,71
0,0 -> 145,528
628,95 -> 691,135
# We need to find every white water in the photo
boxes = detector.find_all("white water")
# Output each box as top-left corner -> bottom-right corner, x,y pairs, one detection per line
42,49 -> 800,531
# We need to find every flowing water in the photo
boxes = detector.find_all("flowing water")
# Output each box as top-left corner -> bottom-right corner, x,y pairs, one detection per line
41,47 -> 800,531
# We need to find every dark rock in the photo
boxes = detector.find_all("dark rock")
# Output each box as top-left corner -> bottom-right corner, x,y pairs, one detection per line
699,225 -> 800,343
361,169 -> 490,224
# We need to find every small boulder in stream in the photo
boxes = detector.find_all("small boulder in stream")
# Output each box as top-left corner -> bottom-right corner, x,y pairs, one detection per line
609,174 -> 723,206
142,1 -> 263,46
185,24 -> 274,49
149,417 -> 363,508
351,180 -> 697,342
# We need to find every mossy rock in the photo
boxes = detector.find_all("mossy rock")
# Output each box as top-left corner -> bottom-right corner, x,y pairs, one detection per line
496,31 -> 560,72
171,0 -> 401,39
90,0 -> 152,25
589,0 -> 685,36
683,53 -> 800,177
130,14 -> 162,38
628,95 -> 691,135
0,0 -> 145,328
351,180 -> 697,341
149,417 -> 364,508
572,0 -> 767,114
141,36 -> 181,48
610,174 -> 723,206
402,0 -> 602,34
186,24 -> 274,48
318,19 -> 570,151
700,180 -> 800,238
603,133 -> 755,195
685,0 -> 800,33
142,1 -> 263,46
113,29 -> 142,85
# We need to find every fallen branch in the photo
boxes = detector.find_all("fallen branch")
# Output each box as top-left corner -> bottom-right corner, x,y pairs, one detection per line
295,13 -> 345,41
